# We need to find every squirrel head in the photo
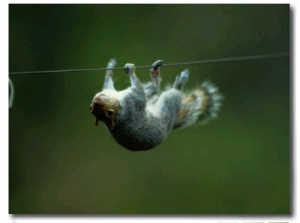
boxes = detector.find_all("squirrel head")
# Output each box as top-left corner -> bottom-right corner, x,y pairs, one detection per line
90,93 -> 120,131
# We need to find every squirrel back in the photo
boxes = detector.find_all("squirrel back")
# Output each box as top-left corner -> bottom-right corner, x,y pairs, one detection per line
174,81 -> 223,129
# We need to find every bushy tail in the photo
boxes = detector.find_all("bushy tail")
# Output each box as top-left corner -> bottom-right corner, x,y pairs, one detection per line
173,81 -> 223,129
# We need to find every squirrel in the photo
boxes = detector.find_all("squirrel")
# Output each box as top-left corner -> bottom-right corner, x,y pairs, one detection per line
90,59 -> 222,151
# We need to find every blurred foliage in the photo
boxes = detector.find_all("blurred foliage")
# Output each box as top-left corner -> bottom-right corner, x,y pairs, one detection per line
9,4 -> 290,214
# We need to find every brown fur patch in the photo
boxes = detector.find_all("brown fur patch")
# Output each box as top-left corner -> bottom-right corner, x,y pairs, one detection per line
197,89 -> 209,113
182,89 -> 209,113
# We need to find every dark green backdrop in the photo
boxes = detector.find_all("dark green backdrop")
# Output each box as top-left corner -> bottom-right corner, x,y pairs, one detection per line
9,4 -> 290,214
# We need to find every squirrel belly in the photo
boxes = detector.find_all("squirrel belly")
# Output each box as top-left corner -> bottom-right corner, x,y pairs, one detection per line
109,116 -> 167,151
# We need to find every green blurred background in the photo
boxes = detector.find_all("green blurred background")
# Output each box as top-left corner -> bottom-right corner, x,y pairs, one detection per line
9,4 -> 290,214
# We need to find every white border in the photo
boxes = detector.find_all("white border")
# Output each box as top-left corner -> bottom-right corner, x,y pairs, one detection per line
2,1 -> 9,223
5,0 -> 296,3
4,1 -> 296,223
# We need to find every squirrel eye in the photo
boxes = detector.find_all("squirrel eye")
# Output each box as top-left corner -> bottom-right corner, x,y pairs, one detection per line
106,110 -> 114,118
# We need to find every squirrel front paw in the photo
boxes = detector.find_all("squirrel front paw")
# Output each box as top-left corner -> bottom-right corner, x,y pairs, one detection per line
107,59 -> 117,69
124,63 -> 135,75
106,59 -> 117,77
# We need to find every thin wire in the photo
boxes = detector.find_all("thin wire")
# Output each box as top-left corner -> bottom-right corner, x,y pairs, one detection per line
9,52 -> 289,75
163,52 -> 289,67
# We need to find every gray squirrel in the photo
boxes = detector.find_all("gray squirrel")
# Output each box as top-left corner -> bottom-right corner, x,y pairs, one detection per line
90,59 -> 222,151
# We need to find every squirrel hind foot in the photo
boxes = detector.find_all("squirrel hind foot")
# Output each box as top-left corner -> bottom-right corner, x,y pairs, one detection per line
151,60 -> 164,70
174,69 -> 189,91
124,63 -> 135,74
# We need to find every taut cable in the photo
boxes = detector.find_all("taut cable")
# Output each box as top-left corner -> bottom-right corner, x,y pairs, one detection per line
9,52 -> 289,75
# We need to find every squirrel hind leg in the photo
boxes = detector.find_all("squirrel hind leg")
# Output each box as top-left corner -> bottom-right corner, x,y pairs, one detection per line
173,69 -> 189,91
143,60 -> 164,98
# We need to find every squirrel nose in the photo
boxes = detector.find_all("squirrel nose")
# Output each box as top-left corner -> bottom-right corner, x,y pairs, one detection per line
93,94 -> 109,105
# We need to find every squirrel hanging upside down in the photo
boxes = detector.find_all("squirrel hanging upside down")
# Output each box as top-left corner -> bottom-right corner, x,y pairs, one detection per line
90,59 -> 222,151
